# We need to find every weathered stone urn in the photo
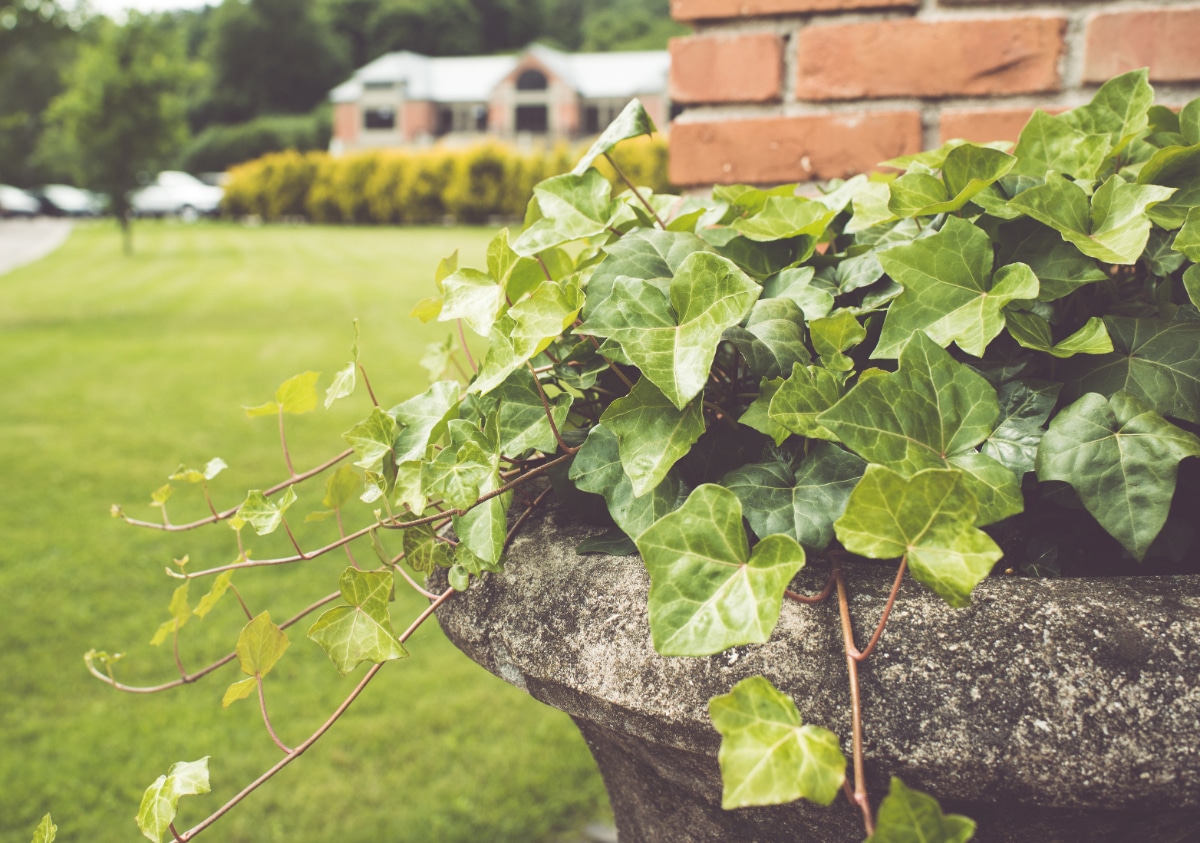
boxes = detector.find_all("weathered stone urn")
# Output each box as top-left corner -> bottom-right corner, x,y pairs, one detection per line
435,503 -> 1200,843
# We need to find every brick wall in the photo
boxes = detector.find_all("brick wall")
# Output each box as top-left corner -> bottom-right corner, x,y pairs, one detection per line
667,0 -> 1200,187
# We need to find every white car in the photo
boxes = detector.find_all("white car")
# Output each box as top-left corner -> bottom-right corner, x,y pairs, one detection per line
35,184 -> 105,217
0,184 -> 41,217
131,171 -> 223,221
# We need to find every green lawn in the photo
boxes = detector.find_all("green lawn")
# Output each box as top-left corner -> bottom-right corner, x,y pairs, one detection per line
0,220 -> 611,843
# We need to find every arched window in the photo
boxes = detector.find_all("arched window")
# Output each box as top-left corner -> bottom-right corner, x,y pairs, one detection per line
516,69 -> 548,91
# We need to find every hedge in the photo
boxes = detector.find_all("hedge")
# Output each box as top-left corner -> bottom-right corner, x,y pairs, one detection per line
179,110 -> 331,174
220,136 -> 670,224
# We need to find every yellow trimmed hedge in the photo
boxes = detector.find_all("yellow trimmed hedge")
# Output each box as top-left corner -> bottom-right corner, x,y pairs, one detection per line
221,137 -> 670,225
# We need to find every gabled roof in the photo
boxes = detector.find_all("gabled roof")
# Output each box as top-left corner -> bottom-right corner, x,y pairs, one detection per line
330,44 -> 668,105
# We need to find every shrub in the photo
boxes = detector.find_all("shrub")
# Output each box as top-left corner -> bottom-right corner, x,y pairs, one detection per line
222,149 -> 321,220
179,110 -> 331,174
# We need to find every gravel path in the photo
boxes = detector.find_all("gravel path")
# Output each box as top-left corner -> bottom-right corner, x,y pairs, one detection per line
0,218 -> 74,276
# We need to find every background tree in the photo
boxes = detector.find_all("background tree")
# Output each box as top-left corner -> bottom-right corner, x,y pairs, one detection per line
38,14 -> 191,253
579,0 -> 686,52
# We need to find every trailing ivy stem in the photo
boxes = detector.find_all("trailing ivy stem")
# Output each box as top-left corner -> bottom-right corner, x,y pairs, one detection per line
202,482 -> 219,519
172,625 -> 187,678
785,569 -> 837,604
120,449 -> 355,532
257,677 -> 293,754
505,485 -> 553,551
86,591 -> 341,694
834,565 -> 875,836
603,151 -> 665,228
851,556 -> 907,663
535,254 -> 553,281
356,362 -> 379,407
170,823 -> 185,843
400,587 -> 456,643
527,362 -> 577,454
458,320 -> 477,372
336,510 -> 360,569
390,554 -> 439,600
175,662 -> 386,842
278,406 -> 296,478
281,517 -> 308,559
576,324 -> 637,391
228,583 -> 254,621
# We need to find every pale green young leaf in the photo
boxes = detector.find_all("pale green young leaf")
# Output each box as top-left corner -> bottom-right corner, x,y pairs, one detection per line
403,522 -> 451,574
846,180 -> 897,233
942,143 -> 1017,201
245,371 -> 320,418
768,363 -> 844,441
810,310 -> 866,372
221,676 -> 257,708
761,266 -> 834,320
307,568 -> 409,675
712,183 -> 796,216
636,484 -> 805,656
486,227 -> 519,286
881,138 -> 1009,171
581,251 -> 760,409
569,424 -> 687,539
723,441 -> 866,550
887,172 -> 948,218
866,777 -> 976,843
150,483 -> 173,506
438,268 -> 504,337
1011,109 -> 1111,180
391,380 -> 461,463
169,457 -> 227,483
723,298 -> 811,379
737,377 -> 791,446
30,813 -> 56,843
392,459 -> 427,514
1062,68 -> 1153,157
193,570 -> 235,619
572,98 -> 656,175
419,335 -> 455,382
1184,265 -> 1200,309
982,379 -> 1061,477
137,758 -> 211,843
237,486 -> 297,536
512,169 -> 619,255
452,492 -> 512,566
321,464 -> 361,511
814,173 -> 869,214
835,466 -> 1002,607
1136,143 -> 1200,230
1036,391 -> 1200,560
447,564 -> 470,592
324,361 -> 356,409
149,582 -> 191,646
1175,206 -> 1200,260
1006,312 -> 1113,358
710,676 -> 846,809
730,196 -> 836,242
236,611 -> 289,678
480,368 -> 572,456
343,406 -> 397,472
600,377 -> 706,497
876,218 -> 1039,358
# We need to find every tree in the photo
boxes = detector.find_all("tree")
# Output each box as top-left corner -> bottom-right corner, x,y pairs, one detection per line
38,14 -> 191,253
368,0 -> 482,57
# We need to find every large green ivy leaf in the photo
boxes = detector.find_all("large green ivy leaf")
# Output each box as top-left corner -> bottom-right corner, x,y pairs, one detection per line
1036,391 -> 1200,560
244,371 -> 320,418
1064,316 -> 1200,425
452,491 -> 512,567
1175,206 -> 1200,260
137,758 -> 211,843
888,144 -> 1015,217
723,441 -> 866,550
818,332 -> 1021,525
584,228 -> 710,313
582,251 -> 760,409
709,676 -> 846,809
636,485 -> 805,656
568,424 -> 687,538
762,266 -> 834,320
982,379 -> 1061,477
391,380 -> 461,463
768,362 -> 844,441
1009,176 -> 1175,265
1005,312 -> 1113,358
237,486 -> 298,536
994,219 -> 1107,302
307,568 -> 409,675
731,196 -> 836,242
723,298 -> 811,378
235,611 -> 289,679
421,420 -> 498,509
512,169 -> 619,255
1137,143 -> 1200,230
1062,68 -> 1154,158
479,368 -> 572,456
437,268 -> 504,337
876,218 -> 1039,358
1011,109 -> 1111,181
600,377 -> 705,497
866,777 -> 976,843
810,310 -> 866,372
572,98 -> 656,175
835,466 -> 1002,607
403,522 -> 451,574
343,406 -> 398,472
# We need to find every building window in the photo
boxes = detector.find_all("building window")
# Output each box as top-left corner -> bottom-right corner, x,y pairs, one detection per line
584,105 -> 599,134
515,104 -> 548,133
364,107 -> 396,130
435,104 -> 489,136
516,69 -> 548,91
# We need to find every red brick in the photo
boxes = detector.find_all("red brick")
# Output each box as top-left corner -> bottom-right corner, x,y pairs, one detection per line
669,111 -> 923,186
671,0 -> 915,20
797,17 -> 1066,100
670,33 -> 784,104
1084,7 -> 1200,83
939,106 -> 1069,145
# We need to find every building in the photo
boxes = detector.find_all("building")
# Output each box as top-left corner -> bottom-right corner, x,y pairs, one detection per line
329,44 -> 670,153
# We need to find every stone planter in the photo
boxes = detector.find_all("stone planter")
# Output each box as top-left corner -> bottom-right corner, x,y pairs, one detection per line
435,503 -> 1200,843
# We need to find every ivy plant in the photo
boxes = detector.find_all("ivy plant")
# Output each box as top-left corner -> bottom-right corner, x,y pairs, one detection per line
50,69 -> 1200,843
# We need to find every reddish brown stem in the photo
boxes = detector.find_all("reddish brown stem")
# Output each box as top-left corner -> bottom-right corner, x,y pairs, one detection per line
172,625 -> 187,678
834,565 -> 875,836
505,485 -> 552,551
356,362 -> 379,407
458,320 -> 477,372
280,517 -> 308,560
603,151 -> 664,228
850,557 -> 907,663
257,678 -> 293,754
228,583 -> 254,620
277,407 -> 296,478
336,509 -> 360,569
527,362 -> 577,454
785,569 -> 837,605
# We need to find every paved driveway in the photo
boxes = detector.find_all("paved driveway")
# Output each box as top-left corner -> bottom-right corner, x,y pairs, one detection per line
0,218 -> 73,275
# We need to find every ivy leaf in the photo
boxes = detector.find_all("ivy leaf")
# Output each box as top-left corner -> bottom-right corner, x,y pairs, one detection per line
709,676 -> 846,809
169,457 -> 227,483
137,758 -> 211,843
1064,316 -> 1200,425
847,180 -> 897,232
572,98 -> 655,175
1036,391 -> 1200,560
1011,109 -> 1111,181
193,571 -> 234,619
982,379 -> 1062,477
235,611 -> 289,679
479,368 -> 572,456
512,169 -> 619,256
438,268 -> 504,337
818,332 -> 1021,525
585,228 -> 710,313
343,407 -> 398,472
636,484 -> 805,656
888,144 -> 1015,217
569,424 -> 687,539
1175,206 -> 1200,261
471,279 -> 584,395
737,377 -> 791,446
866,777 -> 977,843
403,522 -> 452,574
421,420 -> 498,509
768,363 -> 844,441
30,814 -> 56,843
307,569 -> 409,676
1137,143 -> 1200,230
149,582 -> 191,646
762,266 -> 834,320
723,441 -> 866,550
452,492 -> 512,567
325,362 -> 356,409
835,466 -> 1003,607
995,219 -> 1107,302
391,380 -> 461,463
1006,312 -> 1113,358
321,464 -> 361,511
237,486 -> 297,536
419,336 -> 455,382
221,677 -> 257,708
731,196 -> 836,242
1185,265 -> 1200,310
723,298 -> 811,378
244,371 -> 320,418
576,529 -> 640,556
601,378 -> 705,497
833,250 -> 885,295
582,251 -> 760,409
810,310 -> 866,372
876,218 -> 1039,358
1009,176 -> 1175,265
1062,68 -> 1153,158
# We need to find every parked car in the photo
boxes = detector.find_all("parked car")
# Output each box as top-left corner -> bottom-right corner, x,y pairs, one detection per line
0,184 -> 41,218
33,184 -> 105,217
131,171 -> 223,221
